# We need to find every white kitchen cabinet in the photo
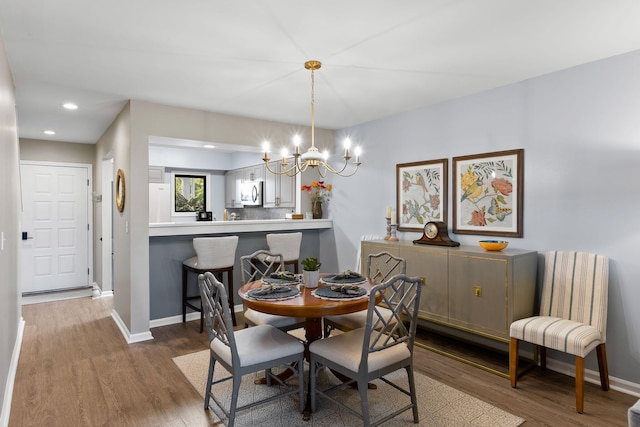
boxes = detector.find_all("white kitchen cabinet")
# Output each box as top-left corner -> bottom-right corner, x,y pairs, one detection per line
263,160 -> 296,208
224,169 -> 243,208
243,164 -> 264,183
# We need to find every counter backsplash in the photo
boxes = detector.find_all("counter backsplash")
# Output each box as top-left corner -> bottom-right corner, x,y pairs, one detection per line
226,206 -> 294,221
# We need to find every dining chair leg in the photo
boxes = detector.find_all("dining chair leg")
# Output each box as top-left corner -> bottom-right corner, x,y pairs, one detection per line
509,337 -> 519,387
406,365 -> 419,423
358,378 -> 370,426
540,346 -> 547,369
576,356 -> 585,413
182,266 -> 188,323
596,343 -> 610,390
227,270 -> 237,326
204,357 -> 214,409
229,376 -> 241,427
310,360 -> 318,413
297,359 -> 305,413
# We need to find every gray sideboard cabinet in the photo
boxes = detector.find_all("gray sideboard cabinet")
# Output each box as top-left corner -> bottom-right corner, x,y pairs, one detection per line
361,240 -> 538,343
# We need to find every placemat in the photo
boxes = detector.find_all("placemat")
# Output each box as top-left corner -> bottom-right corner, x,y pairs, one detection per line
261,277 -> 301,285
313,285 -> 367,300
320,273 -> 367,285
247,285 -> 300,301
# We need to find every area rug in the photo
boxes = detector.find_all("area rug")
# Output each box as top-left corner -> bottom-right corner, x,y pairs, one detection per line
173,349 -> 524,427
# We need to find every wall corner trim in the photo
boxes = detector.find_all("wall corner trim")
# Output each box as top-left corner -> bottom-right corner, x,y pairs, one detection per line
110,310 -> 154,344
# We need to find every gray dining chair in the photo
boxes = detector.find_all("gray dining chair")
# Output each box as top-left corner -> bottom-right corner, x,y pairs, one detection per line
199,272 -> 305,426
309,273 -> 423,426
240,249 -> 305,332
324,251 -> 406,337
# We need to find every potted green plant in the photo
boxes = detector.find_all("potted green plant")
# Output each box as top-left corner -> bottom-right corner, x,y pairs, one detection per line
301,257 -> 321,288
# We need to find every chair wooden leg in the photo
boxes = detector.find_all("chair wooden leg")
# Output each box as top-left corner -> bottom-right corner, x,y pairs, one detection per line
596,343 -> 610,391
540,346 -> 547,369
509,337 -> 519,387
576,356 -> 585,413
227,270 -> 237,327
182,266 -> 188,323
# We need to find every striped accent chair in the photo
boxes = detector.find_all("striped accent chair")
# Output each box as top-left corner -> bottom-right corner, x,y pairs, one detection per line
509,251 -> 609,413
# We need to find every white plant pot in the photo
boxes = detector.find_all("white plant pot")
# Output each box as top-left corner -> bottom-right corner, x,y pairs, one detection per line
303,270 -> 319,289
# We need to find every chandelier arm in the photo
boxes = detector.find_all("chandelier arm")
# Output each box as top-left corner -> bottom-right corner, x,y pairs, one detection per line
333,164 -> 360,177
321,159 -> 361,177
323,159 -> 349,175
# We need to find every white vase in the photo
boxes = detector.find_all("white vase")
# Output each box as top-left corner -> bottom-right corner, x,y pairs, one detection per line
303,270 -> 319,288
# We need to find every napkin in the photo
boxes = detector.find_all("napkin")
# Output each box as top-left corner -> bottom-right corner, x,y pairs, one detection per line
331,270 -> 364,281
269,271 -> 298,281
251,285 -> 291,296
329,284 -> 362,295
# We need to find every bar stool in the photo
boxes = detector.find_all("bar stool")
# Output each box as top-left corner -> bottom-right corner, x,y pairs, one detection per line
266,232 -> 302,273
182,236 -> 239,332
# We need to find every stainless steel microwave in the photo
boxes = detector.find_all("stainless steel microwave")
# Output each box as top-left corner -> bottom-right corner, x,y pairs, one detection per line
240,181 -> 263,206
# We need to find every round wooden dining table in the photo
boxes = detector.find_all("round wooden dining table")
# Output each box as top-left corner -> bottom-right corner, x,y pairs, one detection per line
239,277 -> 379,345
238,276 -> 380,420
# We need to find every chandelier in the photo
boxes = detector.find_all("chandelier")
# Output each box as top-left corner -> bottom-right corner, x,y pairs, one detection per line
262,60 -> 362,178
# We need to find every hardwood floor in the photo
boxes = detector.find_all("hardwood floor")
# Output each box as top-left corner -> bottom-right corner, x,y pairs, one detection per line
9,297 -> 636,426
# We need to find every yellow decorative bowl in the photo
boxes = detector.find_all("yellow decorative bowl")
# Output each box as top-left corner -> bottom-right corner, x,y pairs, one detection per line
479,240 -> 509,251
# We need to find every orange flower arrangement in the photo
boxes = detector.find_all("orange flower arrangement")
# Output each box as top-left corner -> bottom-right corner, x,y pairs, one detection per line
301,181 -> 332,203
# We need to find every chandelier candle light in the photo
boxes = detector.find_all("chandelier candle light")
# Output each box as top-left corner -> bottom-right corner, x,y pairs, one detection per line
262,60 -> 362,177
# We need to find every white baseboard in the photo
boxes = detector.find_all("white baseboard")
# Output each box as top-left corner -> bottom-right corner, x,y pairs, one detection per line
149,305 -> 244,329
545,358 -> 640,398
149,312 -> 201,328
22,288 -> 92,305
1,317 -> 25,427
110,309 -> 154,344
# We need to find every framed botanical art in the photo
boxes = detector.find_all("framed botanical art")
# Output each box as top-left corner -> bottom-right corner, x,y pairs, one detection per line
452,149 -> 523,237
396,159 -> 447,231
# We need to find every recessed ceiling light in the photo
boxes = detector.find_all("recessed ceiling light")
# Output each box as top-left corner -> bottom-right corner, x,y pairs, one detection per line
43,130 -> 56,135
204,144 -> 215,149
62,102 -> 78,110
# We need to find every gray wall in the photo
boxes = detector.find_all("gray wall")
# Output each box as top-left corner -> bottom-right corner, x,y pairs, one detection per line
20,138 -> 95,165
0,31 -> 21,423
327,49 -> 640,385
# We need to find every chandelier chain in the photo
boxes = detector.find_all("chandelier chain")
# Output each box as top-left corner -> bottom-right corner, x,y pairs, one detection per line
310,67 -> 315,149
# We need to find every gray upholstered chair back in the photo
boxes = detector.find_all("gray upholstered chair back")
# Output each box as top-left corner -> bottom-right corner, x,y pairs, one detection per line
266,232 -> 302,262
193,236 -> 239,269
540,251 -> 609,341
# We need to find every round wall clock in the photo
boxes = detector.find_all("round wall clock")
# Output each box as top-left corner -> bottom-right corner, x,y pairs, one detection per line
116,168 -> 126,212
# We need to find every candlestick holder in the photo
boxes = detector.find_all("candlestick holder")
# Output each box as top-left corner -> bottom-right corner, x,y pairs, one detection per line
384,217 -> 391,240
389,224 -> 399,241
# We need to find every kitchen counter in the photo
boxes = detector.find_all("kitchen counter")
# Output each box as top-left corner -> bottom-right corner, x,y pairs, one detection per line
148,220 -> 331,322
149,218 -> 333,237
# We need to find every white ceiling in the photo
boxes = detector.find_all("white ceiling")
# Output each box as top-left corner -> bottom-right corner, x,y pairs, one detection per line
1,0 -> 640,144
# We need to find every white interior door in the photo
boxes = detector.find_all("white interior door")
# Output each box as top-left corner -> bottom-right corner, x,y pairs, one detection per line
21,163 -> 90,293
